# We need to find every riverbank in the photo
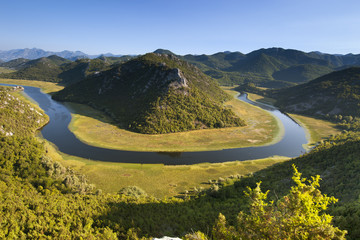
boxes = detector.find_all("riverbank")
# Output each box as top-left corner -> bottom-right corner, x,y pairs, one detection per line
45,139 -> 290,197
65,88 -> 282,152
246,92 -> 341,149
0,78 -> 64,94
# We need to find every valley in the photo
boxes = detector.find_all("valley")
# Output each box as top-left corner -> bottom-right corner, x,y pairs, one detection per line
0,49 -> 358,239
0,78 -> 338,197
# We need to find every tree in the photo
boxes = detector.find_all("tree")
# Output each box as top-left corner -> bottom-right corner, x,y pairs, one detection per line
210,165 -> 347,239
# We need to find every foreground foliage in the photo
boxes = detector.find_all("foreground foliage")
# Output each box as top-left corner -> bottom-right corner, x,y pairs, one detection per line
209,166 -> 346,240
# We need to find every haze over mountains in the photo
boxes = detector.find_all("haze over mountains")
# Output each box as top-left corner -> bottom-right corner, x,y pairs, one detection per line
0,48 -> 123,61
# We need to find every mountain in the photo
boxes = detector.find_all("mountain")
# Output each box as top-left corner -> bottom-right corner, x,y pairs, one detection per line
0,54 -> 135,84
0,48 -> 125,61
153,49 -> 176,55
53,53 -> 245,134
272,67 -> 360,117
180,48 -> 360,87
272,64 -> 333,83
3,47 -> 360,88
0,55 -> 71,82
0,58 -> 30,69
0,48 -> 88,61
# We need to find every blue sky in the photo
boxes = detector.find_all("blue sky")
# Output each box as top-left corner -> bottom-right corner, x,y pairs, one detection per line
1,0 -> 360,55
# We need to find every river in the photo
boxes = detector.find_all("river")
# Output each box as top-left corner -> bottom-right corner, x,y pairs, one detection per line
2,84 -> 308,165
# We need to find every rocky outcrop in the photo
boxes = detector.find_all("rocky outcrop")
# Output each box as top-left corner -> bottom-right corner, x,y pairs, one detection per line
168,68 -> 188,89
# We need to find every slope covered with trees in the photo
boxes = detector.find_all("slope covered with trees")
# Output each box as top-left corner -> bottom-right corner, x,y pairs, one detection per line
271,67 -> 360,117
0,55 -> 133,84
180,48 -> 360,87
53,53 -> 245,134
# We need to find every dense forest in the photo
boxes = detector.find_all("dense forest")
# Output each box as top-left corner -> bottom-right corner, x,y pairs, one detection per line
2,85 -> 360,239
53,53 -> 245,134
271,67 -> 360,117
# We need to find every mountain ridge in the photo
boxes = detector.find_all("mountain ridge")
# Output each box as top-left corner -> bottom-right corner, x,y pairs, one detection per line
0,48 -> 124,61
2,47 -> 360,88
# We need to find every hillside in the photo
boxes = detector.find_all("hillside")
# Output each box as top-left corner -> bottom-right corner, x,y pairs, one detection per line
272,64 -> 333,83
0,55 -> 135,84
0,86 -> 48,136
0,56 -> 71,82
2,47 -> 360,88
53,53 -> 245,134
181,48 -> 360,87
272,67 -> 360,117
1,83 -> 357,239
0,58 -> 30,69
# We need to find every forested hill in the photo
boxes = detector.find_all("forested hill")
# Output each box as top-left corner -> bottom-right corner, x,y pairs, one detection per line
271,67 -> 360,117
177,48 -> 360,87
0,55 -> 133,84
53,53 -> 245,134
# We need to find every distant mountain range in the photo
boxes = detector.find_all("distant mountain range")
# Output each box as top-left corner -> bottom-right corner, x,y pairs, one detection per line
0,55 -> 133,83
173,48 -> 360,87
1,47 -> 360,88
0,48 -> 123,61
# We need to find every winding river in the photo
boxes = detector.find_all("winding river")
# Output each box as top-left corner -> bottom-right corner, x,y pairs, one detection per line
2,84 -> 308,165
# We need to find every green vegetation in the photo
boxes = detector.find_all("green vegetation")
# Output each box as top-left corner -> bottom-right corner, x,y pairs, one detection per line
272,67 -> 360,117
273,64 -> 333,83
0,55 -> 131,84
289,113 -> 341,147
180,47 -> 352,87
0,86 -> 48,136
195,166 -> 346,239
53,53 -> 245,134
0,55 -> 70,82
2,47 -> 360,88
0,67 -> 15,74
60,87 -> 280,152
0,58 -> 30,69
1,83 -> 359,239
0,78 -> 64,94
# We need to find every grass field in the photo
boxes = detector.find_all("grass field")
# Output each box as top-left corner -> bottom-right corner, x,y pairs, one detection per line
246,93 -> 341,149
289,114 -> 341,148
65,88 -> 282,152
45,140 -> 289,197
0,78 -> 64,94
246,92 -> 277,105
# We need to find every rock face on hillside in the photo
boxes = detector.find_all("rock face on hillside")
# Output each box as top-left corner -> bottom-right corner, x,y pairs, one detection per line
53,53 -> 245,134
